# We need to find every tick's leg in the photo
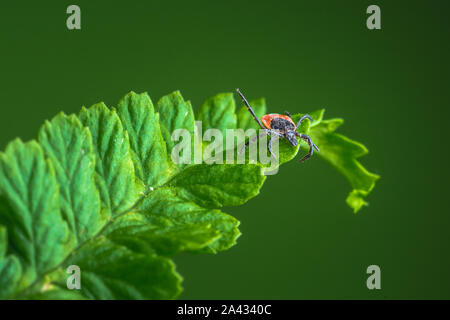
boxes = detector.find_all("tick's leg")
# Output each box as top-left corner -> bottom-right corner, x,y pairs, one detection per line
239,130 -> 268,154
236,88 -> 265,129
296,132 -> 320,162
267,135 -> 278,160
295,114 -> 313,129
284,111 -> 292,119
268,129 -> 284,137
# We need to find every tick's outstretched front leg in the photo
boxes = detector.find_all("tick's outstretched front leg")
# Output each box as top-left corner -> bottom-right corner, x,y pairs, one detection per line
296,132 -> 320,162
236,88 -> 265,129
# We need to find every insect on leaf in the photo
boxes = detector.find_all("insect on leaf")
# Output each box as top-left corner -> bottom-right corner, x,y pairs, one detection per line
0,89 -> 378,300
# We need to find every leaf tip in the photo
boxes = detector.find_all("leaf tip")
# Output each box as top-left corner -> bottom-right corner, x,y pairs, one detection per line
346,189 -> 369,213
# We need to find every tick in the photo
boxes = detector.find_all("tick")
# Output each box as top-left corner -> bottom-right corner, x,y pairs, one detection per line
236,88 -> 320,163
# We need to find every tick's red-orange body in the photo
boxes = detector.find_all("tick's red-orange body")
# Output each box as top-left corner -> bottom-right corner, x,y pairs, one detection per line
236,88 -> 320,163
261,114 -> 295,132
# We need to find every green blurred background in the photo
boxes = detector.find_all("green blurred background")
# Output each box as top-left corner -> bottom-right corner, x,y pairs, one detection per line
0,0 -> 449,299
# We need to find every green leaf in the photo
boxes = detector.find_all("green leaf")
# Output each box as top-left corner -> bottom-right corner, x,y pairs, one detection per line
38,113 -> 105,243
197,93 -> 237,138
23,287 -> 87,300
155,91 -> 195,169
309,116 -> 380,212
0,89 -> 378,300
78,103 -> 143,216
0,225 -> 22,298
64,237 -> 182,299
168,164 -> 266,208
104,164 -> 262,255
0,140 -> 72,296
116,92 -> 171,187
106,213 -> 221,256
139,188 -> 241,253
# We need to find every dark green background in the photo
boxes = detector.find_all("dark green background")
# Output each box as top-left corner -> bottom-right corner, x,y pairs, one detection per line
1,1 -> 449,299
